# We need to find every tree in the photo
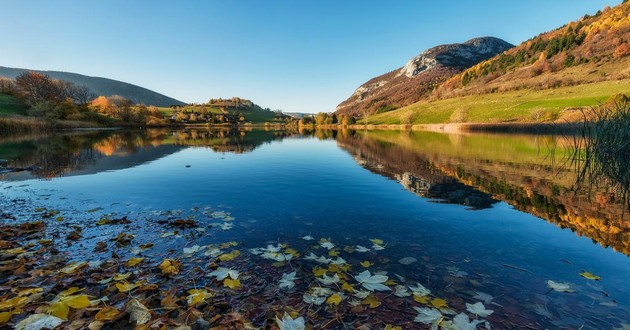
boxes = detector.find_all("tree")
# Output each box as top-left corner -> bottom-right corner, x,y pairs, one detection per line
14,71 -> 62,104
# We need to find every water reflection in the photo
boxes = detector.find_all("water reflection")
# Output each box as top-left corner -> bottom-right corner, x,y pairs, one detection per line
1,128 -> 628,255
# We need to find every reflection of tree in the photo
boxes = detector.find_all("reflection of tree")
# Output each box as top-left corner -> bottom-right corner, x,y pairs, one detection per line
342,130 -> 630,256
171,129 -> 300,154
336,132 -> 498,210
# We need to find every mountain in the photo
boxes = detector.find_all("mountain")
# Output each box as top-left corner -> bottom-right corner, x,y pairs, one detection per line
336,37 -> 513,117
434,1 -> 630,100
0,66 -> 185,107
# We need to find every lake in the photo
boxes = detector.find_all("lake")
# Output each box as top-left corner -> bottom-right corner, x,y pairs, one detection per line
1,128 -> 628,329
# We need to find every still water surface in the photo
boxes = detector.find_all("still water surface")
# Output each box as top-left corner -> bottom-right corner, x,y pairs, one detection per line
1,129 -> 628,329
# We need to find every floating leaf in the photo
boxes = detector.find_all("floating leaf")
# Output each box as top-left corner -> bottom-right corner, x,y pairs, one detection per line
320,241 -> 335,250
342,282 -> 355,293
398,257 -> 417,265
60,295 -> 91,309
126,299 -> 150,325
369,238 -> 384,245
275,312 -> 305,330
355,245 -> 370,253
47,302 -> 70,320
95,306 -> 120,321
328,249 -> 340,257
125,257 -> 144,267
301,235 -> 313,241
355,270 -> 390,292
113,273 -> 131,281
580,271 -> 601,281
183,245 -> 203,255
414,295 -> 430,304
384,325 -> 402,330
547,280 -> 575,292
409,283 -> 431,297
312,267 -> 328,277
326,293 -> 343,306
362,295 -> 381,308
431,298 -> 448,309
223,278 -> 241,289
360,261 -> 373,268
394,285 -> 411,297
15,314 -> 64,330
466,302 -> 493,317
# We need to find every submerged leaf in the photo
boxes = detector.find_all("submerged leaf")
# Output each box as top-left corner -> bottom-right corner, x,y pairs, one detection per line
355,270 -> 390,292
125,257 -> 144,267
362,295 -> 381,308
453,313 -> 484,330
187,289 -> 213,306
360,261 -> 373,268
223,278 -> 242,289
126,299 -> 151,325
326,293 -> 343,306
279,272 -> 298,290
275,312 -> 305,330
431,298 -> 448,309
208,267 -> 240,280
466,302 -> 493,317
413,307 -> 442,326
159,259 -> 181,277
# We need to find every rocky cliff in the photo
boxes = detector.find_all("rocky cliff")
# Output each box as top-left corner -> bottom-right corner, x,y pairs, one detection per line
336,37 -> 513,117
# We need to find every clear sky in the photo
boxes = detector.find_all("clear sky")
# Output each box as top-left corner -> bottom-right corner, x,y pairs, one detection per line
1,0 -> 621,113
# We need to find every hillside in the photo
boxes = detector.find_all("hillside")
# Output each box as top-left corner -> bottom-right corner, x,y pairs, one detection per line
435,1 -> 630,99
336,37 -> 513,117
363,1 -> 630,125
0,66 -> 185,107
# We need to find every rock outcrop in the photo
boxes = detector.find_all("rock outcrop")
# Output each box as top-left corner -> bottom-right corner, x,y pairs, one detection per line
336,37 -> 513,117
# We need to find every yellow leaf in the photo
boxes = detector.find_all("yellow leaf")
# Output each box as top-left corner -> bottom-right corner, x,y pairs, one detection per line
362,295 -> 381,308
413,295 -> 430,304
95,306 -> 120,321
219,241 -> 238,249
326,294 -> 342,306
384,325 -> 402,330
48,301 -> 70,319
342,282 -> 355,293
218,250 -> 240,261
329,264 -> 351,273
60,262 -> 88,274
431,298 -> 448,309
96,218 -> 111,226
60,295 -> 91,309
0,296 -> 29,311
385,279 -> 398,286
55,216 -> 64,222
360,261 -> 372,268
328,249 -> 340,257
187,289 -> 213,306
285,248 -> 300,257
125,258 -> 144,267
16,288 -> 43,297
113,273 -> 131,281
0,311 -> 12,324
343,246 -> 355,253
115,282 -> 139,293
223,278 -> 241,289
159,259 -> 180,277
313,267 -> 328,277
58,287 -> 83,297
580,271 -> 601,280
369,238 -> 383,245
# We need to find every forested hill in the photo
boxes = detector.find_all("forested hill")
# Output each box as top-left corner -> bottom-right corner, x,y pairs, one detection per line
0,66 -> 185,107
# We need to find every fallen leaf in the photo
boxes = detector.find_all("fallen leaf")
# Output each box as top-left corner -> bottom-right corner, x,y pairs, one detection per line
187,289 -> 213,306
125,257 -> 144,267
326,293 -> 342,306
465,302 -> 493,317
60,262 -> 88,274
279,272 -> 298,290
547,280 -> 575,292
223,278 -> 241,289
15,314 -> 64,330
362,295 -> 381,308
208,267 -> 239,280
275,312 -> 305,330
355,270 -> 390,292
580,271 -> 601,281
360,261 -> 373,268
159,259 -> 181,277
369,239 -> 384,245
218,250 -> 240,261
431,298 -> 448,309
413,307 -> 442,326
95,306 -> 120,322
115,282 -> 140,293
126,299 -> 150,325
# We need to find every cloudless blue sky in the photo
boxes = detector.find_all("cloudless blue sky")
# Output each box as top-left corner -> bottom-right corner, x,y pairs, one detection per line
1,0 -> 621,113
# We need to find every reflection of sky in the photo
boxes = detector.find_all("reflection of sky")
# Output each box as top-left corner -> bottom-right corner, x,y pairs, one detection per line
2,136 -> 630,315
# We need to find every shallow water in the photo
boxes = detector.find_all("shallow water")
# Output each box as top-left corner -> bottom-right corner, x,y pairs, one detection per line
1,128 -> 628,329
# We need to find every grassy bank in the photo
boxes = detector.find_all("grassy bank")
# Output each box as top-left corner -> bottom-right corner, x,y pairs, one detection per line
0,93 -> 29,116
364,79 -> 630,125
0,116 -> 103,133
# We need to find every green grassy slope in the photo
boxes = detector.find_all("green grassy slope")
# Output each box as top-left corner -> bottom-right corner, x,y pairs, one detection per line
0,93 -> 29,116
364,79 -> 630,125
159,106 -> 280,124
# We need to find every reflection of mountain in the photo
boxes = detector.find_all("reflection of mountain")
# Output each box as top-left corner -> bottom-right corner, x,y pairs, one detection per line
0,129 -> 298,180
337,132 -> 498,210
342,130 -> 630,256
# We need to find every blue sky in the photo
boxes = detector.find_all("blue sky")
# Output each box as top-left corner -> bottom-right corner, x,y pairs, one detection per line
1,1 -> 621,113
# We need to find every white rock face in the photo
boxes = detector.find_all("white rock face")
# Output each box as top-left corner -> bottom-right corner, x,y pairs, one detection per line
353,80 -> 388,99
